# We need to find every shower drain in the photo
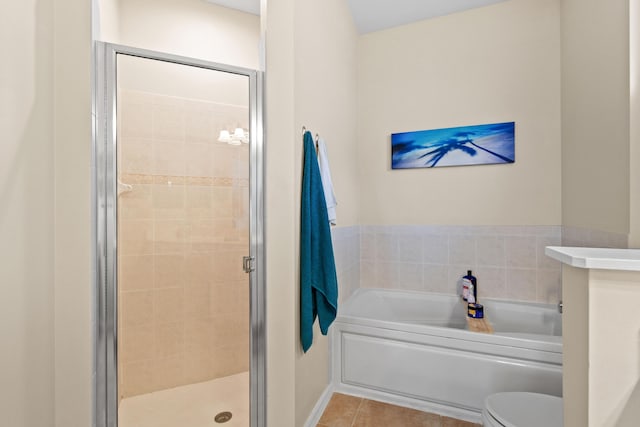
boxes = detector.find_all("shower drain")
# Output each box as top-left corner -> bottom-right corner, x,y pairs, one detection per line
214,411 -> 233,423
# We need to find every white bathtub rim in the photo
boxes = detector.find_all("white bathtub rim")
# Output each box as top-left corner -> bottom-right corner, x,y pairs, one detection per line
337,288 -> 563,354
341,287 -> 561,314
333,316 -> 562,355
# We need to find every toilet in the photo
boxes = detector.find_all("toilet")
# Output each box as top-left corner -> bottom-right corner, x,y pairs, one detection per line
481,392 -> 563,427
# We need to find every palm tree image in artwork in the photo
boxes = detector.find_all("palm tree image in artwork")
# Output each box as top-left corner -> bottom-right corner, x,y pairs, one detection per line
392,122 -> 515,169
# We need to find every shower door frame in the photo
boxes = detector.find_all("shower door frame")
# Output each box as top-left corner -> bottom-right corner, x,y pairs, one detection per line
93,42 -> 266,427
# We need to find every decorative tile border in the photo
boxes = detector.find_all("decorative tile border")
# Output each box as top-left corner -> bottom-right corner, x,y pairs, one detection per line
120,173 -> 248,187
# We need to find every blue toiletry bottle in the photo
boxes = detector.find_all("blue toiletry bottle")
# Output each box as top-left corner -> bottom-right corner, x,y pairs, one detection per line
464,270 -> 477,302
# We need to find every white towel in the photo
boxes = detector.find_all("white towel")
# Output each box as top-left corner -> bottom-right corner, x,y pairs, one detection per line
316,137 -> 337,225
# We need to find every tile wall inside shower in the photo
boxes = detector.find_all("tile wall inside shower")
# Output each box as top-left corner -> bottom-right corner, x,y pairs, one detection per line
117,89 -> 250,398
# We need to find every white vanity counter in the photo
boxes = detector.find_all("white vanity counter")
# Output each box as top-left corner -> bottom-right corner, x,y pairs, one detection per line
545,246 -> 640,271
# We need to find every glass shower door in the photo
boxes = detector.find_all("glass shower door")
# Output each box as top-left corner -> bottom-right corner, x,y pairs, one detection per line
113,53 -> 251,427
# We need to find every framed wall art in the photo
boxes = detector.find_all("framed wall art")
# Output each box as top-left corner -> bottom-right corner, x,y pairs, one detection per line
391,121 -> 515,169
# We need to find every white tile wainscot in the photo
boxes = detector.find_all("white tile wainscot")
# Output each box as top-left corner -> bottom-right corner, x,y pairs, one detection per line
545,246 -> 640,427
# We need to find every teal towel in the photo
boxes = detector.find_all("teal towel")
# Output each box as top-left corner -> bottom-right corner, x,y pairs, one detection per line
300,131 -> 338,353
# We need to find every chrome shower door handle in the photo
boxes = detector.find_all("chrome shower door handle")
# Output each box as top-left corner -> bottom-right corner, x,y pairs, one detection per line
243,256 -> 255,273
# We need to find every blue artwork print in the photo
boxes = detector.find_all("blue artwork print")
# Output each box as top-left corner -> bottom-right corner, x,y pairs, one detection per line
391,122 -> 515,169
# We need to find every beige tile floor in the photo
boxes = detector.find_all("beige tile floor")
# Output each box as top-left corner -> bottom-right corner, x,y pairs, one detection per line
118,371 -> 249,427
317,393 -> 480,427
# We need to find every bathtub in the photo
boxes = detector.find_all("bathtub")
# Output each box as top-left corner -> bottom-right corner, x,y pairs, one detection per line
329,289 -> 562,422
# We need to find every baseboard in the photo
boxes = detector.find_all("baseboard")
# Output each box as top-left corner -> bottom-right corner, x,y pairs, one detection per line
303,384 -> 335,427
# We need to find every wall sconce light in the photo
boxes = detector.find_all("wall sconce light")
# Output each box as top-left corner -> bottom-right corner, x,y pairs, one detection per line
218,127 -> 249,145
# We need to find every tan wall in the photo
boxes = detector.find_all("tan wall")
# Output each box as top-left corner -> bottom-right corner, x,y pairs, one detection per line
292,0 -> 359,425
1,0 -> 55,425
263,0 -> 360,425
589,269 -> 640,427
630,0 -> 640,248
562,267 -> 640,427
292,2 -> 360,229
117,88 -> 250,397
95,0 -> 119,42
357,0 -> 561,226
263,0 -> 297,424
54,0 -> 93,425
117,0 -> 260,69
561,0 -> 630,236
562,266 -> 589,427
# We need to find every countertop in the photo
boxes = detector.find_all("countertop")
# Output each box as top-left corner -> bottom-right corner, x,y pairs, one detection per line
545,246 -> 640,271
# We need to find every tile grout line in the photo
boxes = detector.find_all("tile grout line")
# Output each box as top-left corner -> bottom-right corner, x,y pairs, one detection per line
349,397 -> 366,427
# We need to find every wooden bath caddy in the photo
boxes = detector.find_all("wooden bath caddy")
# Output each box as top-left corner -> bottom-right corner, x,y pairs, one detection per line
466,316 -> 494,334
461,301 -> 494,333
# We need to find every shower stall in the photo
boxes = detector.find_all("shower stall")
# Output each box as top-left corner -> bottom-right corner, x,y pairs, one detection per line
94,43 -> 265,427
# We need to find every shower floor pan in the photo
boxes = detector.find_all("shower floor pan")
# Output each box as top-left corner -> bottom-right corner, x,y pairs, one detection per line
118,371 -> 249,427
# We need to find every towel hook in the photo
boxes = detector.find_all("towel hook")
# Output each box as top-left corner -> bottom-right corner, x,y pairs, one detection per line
301,126 -> 320,152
